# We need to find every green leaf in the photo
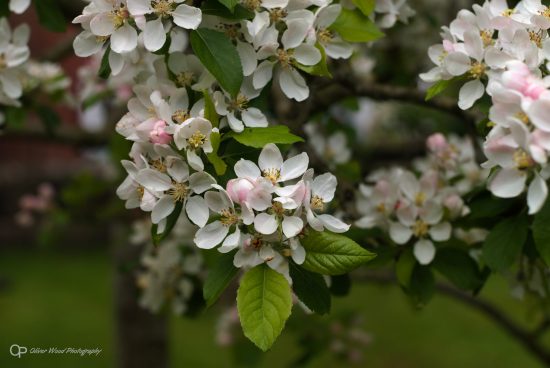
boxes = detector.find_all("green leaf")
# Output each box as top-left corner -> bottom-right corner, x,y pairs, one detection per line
206,131 -> 227,175
329,9 -> 384,43
201,0 -> 254,19
329,274 -> 351,296
190,28 -> 243,96
425,77 -> 464,101
433,248 -> 484,290
34,0 -> 67,32
0,2 -> 9,17
483,213 -> 529,272
237,264 -> 292,352
217,0 -> 238,11
532,199 -> 550,266
151,201 -> 183,245
395,248 -> 416,288
300,230 -> 376,275
203,91 -> 219,128
4,107 -> 27,127
226,126 -> 303,148
289,262 -> 331,315
352,0 -> 376,16
203,251 -> 239,307
82,90 -> 114,110
98,49 -> 112,80
294,43 -> 331,78
408,264 -> 435,306
465,193 -> 515,221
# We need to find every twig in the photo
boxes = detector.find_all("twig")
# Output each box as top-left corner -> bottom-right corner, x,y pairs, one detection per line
353,271 -> 550,366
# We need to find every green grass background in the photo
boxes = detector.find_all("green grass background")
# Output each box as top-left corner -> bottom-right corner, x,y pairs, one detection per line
0,249 -> 546,367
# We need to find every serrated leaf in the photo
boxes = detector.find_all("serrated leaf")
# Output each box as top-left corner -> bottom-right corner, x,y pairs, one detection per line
34,0 -> 67,32
203,251 -> 239,307
483,213 -> 528,271
433,248 -> 484,290
352,0 -> 376,16
329,9 -> 384,43
98,48 -> 112,80
190,28 -> 243,96
301,230 -> 376,275
226,126 -> 303,148
532,198 -> 550,266
237,264 -> 292,352
151,201 -> 183,245
289,262 -> 331,315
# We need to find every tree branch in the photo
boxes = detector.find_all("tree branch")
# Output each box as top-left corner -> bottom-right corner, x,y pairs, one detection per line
353,271 -> 550,366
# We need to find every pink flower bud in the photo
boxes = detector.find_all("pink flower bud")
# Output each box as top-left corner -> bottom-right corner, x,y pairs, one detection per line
226,178 -> 255,204
427,133 -> 448,152
149,120 -> 172,145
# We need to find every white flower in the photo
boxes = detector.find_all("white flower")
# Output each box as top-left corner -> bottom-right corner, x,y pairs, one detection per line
0,19 -> 30,99
128,0 -> 202,51
375,0 -> 415,28
85,0 -> 138,54
305,172 -> 350,233
173,117 -> 214,171
195,185 -> 244,250
9,0 -> 31,14
136,157 -> 215,225
213,90 -> 268,132
253,20 -> 321,101
389,203 -> 451,265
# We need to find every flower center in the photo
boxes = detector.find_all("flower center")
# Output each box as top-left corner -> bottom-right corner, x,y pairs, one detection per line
229,94 -> 248,111
276,49 -> 294,68
169,182 -> 189,202
376,203 -> 386,213
414,192 -> 426,207
176,71 -> 195,87
479,30 -> 493,47
311,195 -> 324,211
272,201 -> 284,216
242,0 -> 261,11
220,208 -> 239,226
513,149 -> 534,170
262,168 -> 280,184
501,8 -> 514,17
540,7 -> 550,18
412,219 -> 429,238
188,131 -> 207,150
269,8 -> 287,22
110,4 -> 129,29
529,30 -> 544,48
515,112 -> 530,125
136,185 -> 145,199
172,109 -> 189,124
317,29 -> 333,44
469,61 -> 485,79
152,0 -> 174,17
221,24 -> 240,40
151,159 -> 167,173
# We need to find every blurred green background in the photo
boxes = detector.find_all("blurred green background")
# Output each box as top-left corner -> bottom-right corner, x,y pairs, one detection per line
0,247 -> 546,368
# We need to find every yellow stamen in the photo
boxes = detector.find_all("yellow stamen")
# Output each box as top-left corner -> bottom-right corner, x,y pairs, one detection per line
311,195 -> 324,211
412,219 -> 429,238
469,61 -> 486,79
262,168 -> 280,184
169,182 -> 189,202
220,209 -> 239,226
188,131 -> 207,150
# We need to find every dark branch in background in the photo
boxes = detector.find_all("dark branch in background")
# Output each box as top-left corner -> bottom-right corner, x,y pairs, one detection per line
1,130 -> 110,148
353,271 -> 550,367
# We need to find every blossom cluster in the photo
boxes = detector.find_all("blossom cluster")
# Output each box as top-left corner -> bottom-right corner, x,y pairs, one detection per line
356,133 -> 488,265
118,139 -> 349,281
421,0 -> 550,213
132,217 -> 203,315
74,0 -> 357,103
